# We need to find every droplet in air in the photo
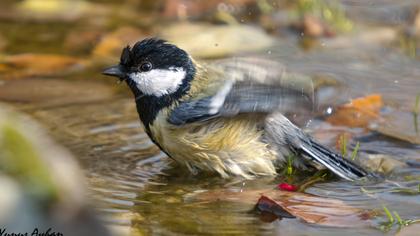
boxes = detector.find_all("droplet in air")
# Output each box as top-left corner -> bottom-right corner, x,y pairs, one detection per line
326,107 -> 333,115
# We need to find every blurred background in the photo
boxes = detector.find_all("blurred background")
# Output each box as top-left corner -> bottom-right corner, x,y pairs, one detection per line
0,0 -> 419,235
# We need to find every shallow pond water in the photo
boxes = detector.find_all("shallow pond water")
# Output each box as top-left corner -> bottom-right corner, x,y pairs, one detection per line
1,0 -> 420,235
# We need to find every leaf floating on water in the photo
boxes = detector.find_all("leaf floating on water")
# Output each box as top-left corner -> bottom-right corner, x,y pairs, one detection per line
257,191 -> 372,227
193,189 -> 372,227
326,94 -> 383,128
256,196 -> 295,219
0,53 -> 86,79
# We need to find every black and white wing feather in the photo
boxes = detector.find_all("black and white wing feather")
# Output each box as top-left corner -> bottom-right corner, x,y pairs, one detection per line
169,58 -> 314,125
168,58 -> 371,181
168,78 -> 313,125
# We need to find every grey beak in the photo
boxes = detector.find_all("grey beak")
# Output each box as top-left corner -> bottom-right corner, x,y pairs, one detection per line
102,65 -> 125,78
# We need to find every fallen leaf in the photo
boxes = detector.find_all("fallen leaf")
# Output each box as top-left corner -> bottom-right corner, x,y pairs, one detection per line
193,189 -> 372,227
0,54 -> 86,79
256,195 -> 295,218
327,94 -> 383,128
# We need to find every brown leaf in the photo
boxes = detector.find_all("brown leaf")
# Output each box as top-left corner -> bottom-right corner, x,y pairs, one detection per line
193,188 -> 372,227
259,191 -> 372,227
0,54 -> 86,79
327,94 -> 383,128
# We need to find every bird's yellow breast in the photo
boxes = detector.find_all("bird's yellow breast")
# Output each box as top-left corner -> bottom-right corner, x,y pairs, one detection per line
148,109 -> 277,178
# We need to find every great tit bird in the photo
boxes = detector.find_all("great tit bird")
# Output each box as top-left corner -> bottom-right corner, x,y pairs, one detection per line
103,38 -> 370,180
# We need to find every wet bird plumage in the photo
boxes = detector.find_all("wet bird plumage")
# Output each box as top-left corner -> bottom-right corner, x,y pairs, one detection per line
103,38 -> 370,180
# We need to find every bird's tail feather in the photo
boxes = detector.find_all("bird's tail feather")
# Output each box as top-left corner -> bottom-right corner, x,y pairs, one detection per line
299,139 -> 369,181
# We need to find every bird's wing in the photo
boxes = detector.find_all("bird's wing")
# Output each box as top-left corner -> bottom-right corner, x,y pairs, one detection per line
168,58 -> 314,125
264,114 -> 372,181
211,57 -> 314,97
168,58 -> 372,181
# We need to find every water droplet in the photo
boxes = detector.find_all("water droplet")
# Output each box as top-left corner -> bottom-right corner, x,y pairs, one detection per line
305,119 -> 313,128
326,107 -> 333,115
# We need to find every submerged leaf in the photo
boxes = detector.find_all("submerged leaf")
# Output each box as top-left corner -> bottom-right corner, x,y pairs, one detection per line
194,189 -> 372,227
327,94 -> 383,128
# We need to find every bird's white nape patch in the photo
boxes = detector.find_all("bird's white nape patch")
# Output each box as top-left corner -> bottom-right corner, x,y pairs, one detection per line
129,67 -> 186,97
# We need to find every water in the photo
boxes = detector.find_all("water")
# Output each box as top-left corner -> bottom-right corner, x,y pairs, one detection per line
1,0 -> 419,235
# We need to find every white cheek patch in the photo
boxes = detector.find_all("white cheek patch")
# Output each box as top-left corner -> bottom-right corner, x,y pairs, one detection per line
129,67 -> 186,97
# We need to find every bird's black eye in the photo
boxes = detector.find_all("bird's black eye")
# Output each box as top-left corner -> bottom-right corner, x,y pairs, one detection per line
140,62 -> 153,72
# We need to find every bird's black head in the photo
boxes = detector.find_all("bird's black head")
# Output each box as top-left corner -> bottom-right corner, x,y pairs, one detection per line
103,38 -> 196,128
103,38 -> 195,98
